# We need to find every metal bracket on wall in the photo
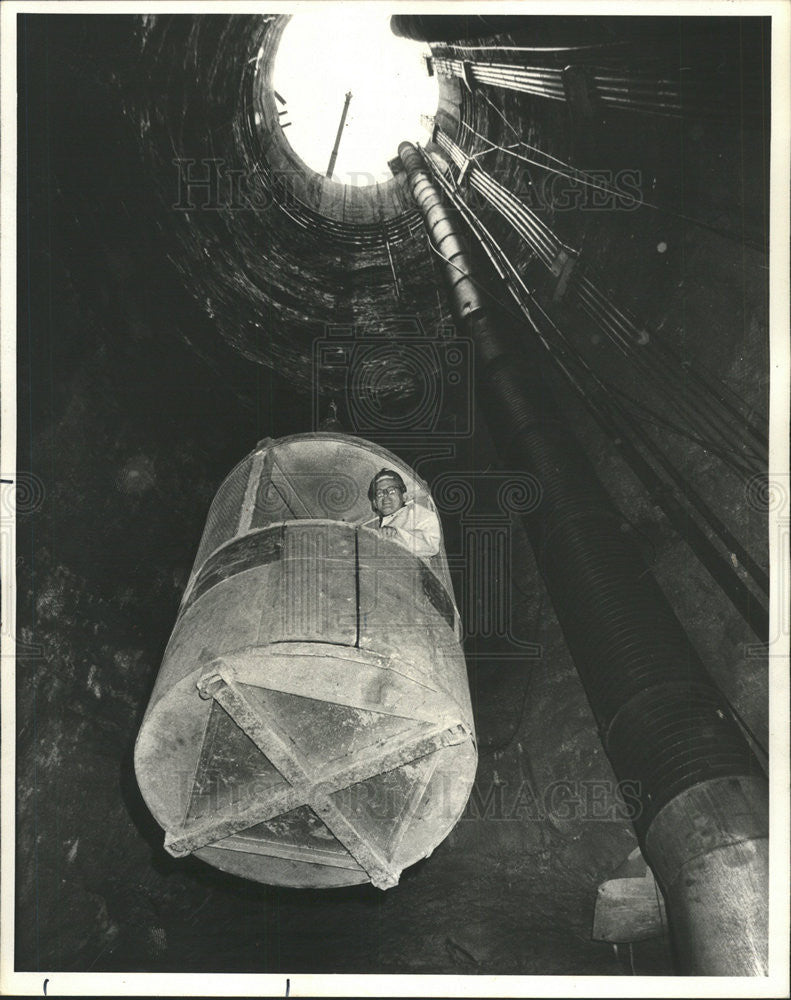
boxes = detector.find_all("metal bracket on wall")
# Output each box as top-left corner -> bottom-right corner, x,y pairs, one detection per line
461,61 -> 476,93
593,848 -> 668,944
550,249 -> 578,301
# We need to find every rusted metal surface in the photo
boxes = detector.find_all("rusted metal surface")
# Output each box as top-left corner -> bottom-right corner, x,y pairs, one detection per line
644,775 -> 769,975
136,433 -> 477,888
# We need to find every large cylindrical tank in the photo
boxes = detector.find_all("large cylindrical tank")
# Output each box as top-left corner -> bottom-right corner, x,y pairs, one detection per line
135,433 -> 477,889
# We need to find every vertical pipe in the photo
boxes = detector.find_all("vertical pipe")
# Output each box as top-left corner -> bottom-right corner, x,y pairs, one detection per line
398,140 -> 769,976
326,90 -> 353,180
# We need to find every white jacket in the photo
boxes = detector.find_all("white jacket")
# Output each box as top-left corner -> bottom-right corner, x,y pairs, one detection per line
363,501 -> 441,558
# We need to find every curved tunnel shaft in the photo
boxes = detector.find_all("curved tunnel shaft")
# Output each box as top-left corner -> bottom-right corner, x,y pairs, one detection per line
398,140 -> 769,976
133,14 -> 449,401
15,10 -> 774,977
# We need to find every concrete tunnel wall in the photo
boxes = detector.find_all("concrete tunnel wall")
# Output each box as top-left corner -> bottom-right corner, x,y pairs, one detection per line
14,10 -> 773,978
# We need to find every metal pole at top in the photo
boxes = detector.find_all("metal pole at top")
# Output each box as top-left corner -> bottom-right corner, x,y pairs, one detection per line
325,91 -> 353,180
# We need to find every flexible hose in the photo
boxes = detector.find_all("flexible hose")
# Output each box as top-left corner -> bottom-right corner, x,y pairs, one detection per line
399,140 -> 768,975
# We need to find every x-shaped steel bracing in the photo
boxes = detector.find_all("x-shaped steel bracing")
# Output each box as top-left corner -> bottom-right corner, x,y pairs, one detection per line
164,662 -> 470,889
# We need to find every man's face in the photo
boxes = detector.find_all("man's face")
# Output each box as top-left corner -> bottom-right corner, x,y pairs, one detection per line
373,477 -> 406,517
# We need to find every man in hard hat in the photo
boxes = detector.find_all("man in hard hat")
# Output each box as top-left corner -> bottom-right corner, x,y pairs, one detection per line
363,469 -> 441,559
